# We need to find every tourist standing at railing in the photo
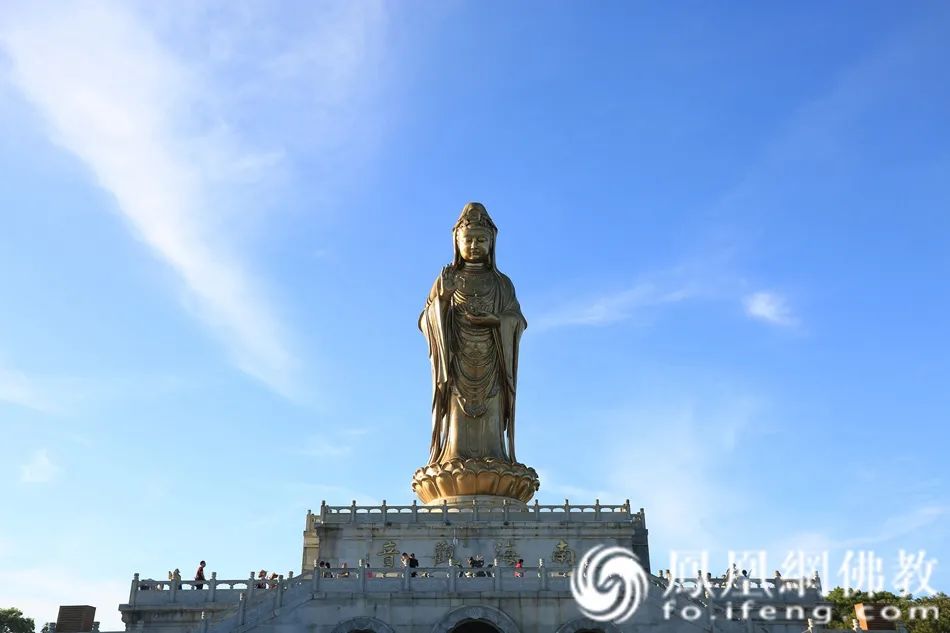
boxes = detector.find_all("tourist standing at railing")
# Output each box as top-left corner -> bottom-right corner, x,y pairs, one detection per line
514,559 -> 524,578
172,568 -> 182,590
194,561 -> 206,589
268,572 -> 278,589
364,561 -> 373,579
408,553 -> 419,577
256,570 -> 267,589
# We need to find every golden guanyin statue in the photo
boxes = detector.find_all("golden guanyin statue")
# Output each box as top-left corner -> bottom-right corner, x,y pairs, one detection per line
412,202 -> 540,504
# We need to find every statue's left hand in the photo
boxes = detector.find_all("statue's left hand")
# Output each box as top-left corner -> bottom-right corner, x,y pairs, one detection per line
465,312 -> 501,328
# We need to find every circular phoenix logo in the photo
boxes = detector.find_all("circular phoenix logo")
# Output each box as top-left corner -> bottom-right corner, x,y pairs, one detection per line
570,545 -> 649,623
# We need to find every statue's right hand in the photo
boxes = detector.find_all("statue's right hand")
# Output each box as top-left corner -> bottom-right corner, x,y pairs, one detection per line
439,266 -> 457,297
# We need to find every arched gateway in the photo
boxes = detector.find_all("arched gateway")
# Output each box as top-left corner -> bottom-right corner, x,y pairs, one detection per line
431,606 -> 519,633
331,617 -> 395,633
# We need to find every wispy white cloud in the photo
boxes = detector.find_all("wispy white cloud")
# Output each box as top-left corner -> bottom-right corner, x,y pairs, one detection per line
19,448 -> 58,483
535,281 -> 694,330
534,390 -> 769,549
604,394 -> 767,548
774,504 -> 948,555
533,262 -> 723,330
0,3 -> 295,395
744,291 -> 798,328
0,364 -> 55,412
0,2 -> 386,398
535,254 -> 806,333
294,435 -> 354,459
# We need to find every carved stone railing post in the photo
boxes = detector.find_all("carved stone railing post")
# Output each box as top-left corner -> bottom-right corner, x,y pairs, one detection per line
200,612 -> 208,633
170,573 -> 178,603
564,499 -> 571,522
448,563 -> 457,593
401,567 -> 410,591
381,499 -> 388,522
358,559 -> 367,592
350,500 -> 357,523
472,499 -> 479,522
411,500 -> 418,523
209,572 -> 217,602
311,565 -> 320,592
533,499 -> 540,518
441,499 -> 448,522
247,572 -> 256,601
539,559 -> 548,590
493,559 -> 501,591
130,574 -> 139,607
503,499 -> 510,522
594,498 -> 601,520
238,592 -> 247,626
320,501 -> 327,522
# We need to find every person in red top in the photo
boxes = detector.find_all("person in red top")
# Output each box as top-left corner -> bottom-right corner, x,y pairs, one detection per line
514,558 -> 524,578
194,561 -> 206,589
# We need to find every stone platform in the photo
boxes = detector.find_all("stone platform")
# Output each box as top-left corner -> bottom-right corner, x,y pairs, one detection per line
301,499 -> 651,576
116,499 -> 829,633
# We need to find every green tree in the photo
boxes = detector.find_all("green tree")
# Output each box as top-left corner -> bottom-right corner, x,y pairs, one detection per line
820,588 -> 948,632
903,593 -> 950,633
0,608 -> 34,633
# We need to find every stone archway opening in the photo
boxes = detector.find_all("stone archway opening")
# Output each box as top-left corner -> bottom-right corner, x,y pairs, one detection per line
554,619 -> 620,633
450,623 -> 502,633
331,617 -> 395,633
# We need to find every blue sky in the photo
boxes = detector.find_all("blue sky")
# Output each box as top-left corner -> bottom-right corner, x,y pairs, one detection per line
1,1 -> 949,629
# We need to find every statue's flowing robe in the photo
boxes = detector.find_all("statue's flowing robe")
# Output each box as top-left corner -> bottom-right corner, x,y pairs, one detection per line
420,265 -> 526,465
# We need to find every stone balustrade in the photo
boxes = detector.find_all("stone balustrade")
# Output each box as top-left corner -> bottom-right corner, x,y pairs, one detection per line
656,574 -> 823,603
128,567 -> 573,608
121,567 -> 827,633
309,498 -> 645,527
126,567 -> 820,610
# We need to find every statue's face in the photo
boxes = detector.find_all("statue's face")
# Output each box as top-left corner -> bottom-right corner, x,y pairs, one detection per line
456,227 -> 492,263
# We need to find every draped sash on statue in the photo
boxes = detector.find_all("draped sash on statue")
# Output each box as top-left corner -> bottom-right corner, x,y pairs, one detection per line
420,267 -> 526,465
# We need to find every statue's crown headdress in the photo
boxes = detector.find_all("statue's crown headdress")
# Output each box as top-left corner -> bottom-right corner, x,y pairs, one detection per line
454,202 -> 497,233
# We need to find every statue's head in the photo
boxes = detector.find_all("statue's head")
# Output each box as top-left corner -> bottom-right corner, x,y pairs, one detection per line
453,202 -> 497,267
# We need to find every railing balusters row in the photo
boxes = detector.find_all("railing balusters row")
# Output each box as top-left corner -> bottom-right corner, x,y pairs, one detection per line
311,499 -> 644,527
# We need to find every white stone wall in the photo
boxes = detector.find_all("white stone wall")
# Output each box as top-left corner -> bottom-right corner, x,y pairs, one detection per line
117,502 -> 826,633
301,500 -> 650,575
